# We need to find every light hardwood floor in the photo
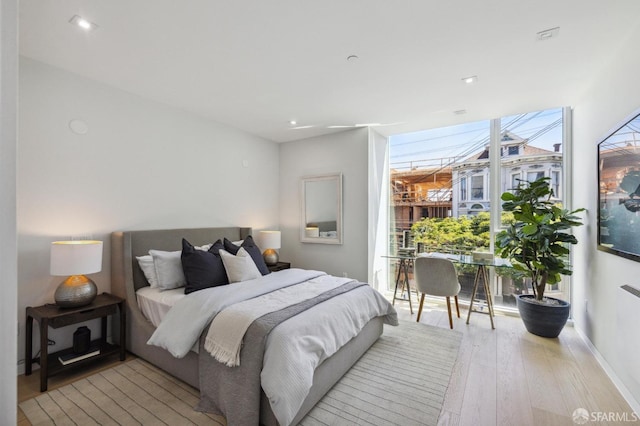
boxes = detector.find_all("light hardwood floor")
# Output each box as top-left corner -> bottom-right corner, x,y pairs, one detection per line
18,301 -> 635,426
397,298 -> 636,426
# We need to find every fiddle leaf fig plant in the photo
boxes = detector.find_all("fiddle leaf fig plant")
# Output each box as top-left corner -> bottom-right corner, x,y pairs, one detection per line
495,177 -> 585,302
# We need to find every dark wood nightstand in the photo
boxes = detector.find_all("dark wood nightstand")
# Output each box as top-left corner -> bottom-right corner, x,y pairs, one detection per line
25,292 -> 126,392
268,261 -> 291,272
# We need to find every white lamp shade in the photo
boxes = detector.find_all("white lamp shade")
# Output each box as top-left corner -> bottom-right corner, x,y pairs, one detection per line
50,240 -> 103,276
258,231 -> 281,250
305,227 -> 320,238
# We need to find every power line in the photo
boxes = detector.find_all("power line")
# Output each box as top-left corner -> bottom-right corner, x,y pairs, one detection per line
391,114 -> 562,161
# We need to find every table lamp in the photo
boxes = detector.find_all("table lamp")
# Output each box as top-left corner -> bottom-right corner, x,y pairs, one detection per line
305,226 -> 320,238
258,231 -> 281,266
50,240 -> 103,308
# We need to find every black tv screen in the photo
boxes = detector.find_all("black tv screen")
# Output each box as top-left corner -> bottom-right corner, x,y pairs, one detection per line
598,109 -> 640,262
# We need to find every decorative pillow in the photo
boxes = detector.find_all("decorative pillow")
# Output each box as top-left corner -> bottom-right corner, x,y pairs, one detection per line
181,238 -> 228,294
195,243 -> 213,251
223,235 -> 270,276
223,237 -> 241,255
136,255 -> 159,288
219,247 -> 262,283
149,249 -> 187,291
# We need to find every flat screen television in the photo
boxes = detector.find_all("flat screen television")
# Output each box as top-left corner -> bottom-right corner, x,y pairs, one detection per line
597,109 -> 640,262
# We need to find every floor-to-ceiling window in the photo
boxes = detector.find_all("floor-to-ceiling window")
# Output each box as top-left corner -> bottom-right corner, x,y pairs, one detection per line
496,108 -> 567,306
388,107 -> 569,310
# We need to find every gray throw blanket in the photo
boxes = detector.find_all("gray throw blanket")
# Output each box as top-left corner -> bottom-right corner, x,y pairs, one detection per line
196,280 -> 367,425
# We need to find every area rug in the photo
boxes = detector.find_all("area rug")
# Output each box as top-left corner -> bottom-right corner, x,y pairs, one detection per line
299,321 -> 462,426
20,321 -> 462,426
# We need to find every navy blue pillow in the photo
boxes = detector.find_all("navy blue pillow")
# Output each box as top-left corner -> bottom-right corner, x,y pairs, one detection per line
223,235 -> 271,276
181,238 -> 229,294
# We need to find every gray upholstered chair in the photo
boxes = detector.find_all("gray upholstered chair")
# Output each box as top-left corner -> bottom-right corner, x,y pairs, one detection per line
414,256 -> 461,329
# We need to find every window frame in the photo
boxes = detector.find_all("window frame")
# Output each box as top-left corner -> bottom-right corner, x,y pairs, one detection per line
551,170 -> 561,198
526,170 -> 546,183
510,172 -> 521,191
470,174 -> 484,200
460,176 -> 467,201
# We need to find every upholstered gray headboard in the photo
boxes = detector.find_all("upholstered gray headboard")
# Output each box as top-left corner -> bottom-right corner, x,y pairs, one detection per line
110,226 -> 251,362
112,226 -> 251,293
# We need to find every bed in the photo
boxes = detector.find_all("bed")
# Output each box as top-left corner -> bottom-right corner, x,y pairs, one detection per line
111,226 -> 396,425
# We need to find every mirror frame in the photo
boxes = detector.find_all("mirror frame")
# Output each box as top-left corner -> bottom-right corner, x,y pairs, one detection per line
300,173 -> 343,244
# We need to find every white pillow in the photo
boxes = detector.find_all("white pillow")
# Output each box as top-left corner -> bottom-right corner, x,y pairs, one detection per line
195,243 -> 213,251
219,247 -> 261,283
149,249 -> 186,291
136,255 -> 159,288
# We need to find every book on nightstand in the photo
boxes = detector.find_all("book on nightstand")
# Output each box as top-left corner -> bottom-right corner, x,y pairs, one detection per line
58,345 -> 101,365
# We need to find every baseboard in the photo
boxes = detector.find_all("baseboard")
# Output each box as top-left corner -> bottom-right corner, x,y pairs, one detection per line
574,326 -> 640,415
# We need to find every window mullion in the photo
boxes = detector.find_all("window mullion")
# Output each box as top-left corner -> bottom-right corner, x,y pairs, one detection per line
489,118 -> 502,253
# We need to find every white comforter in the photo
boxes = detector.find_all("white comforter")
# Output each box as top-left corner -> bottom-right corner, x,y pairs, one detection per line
147,268 -> 398,426
204,274 -> 354,367
147,268 -> 326,357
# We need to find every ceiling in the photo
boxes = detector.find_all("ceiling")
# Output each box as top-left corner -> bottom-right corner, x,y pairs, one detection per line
18,1 -> 640,143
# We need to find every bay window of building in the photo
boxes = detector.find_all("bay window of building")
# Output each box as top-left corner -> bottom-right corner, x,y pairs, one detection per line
510,172 -> 521,190
460,177 -> 467,200
527,170 -> 545,182
552,170 -> 561,197
471,175 -> 484,200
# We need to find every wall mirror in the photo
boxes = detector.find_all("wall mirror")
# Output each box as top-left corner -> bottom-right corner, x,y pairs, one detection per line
300,173 -> 343,244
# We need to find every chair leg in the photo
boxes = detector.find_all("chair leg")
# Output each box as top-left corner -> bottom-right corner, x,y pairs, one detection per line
446,296 -> 453,329
454,295 -> 460,318
417,293 -> 425,322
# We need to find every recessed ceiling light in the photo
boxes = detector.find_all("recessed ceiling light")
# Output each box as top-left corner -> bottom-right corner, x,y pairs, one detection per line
536,27 -> 559,41
69,15 -> 98,31
462,75 -> 478,84
453,109 -> 467,115
288,120 -> 297,126
347,55 -> 359,61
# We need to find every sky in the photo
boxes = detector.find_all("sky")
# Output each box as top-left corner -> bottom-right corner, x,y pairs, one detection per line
389,107 -> 564,170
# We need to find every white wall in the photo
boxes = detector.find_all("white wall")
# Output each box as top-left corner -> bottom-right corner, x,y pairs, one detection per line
572,25 -> 640,406
1,0 -> 18,422
279,128 -> 369,281
17,58 -> 280,366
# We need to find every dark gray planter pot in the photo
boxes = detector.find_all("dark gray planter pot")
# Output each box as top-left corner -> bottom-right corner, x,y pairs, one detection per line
516,294 -> 570,338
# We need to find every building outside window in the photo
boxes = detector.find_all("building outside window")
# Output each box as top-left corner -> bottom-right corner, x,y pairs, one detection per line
471,175 -> 484,200
527,171 -> 545,182
510,172 -> 520,190
389,107 -> 568,311
552,170 -> 561,197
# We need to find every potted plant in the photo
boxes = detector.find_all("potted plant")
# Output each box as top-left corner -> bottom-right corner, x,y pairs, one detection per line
495,177 -> 585,337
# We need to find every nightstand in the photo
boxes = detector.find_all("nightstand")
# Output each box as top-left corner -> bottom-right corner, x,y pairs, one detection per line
268,261 -> 291,272
25,292 -> 126,392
